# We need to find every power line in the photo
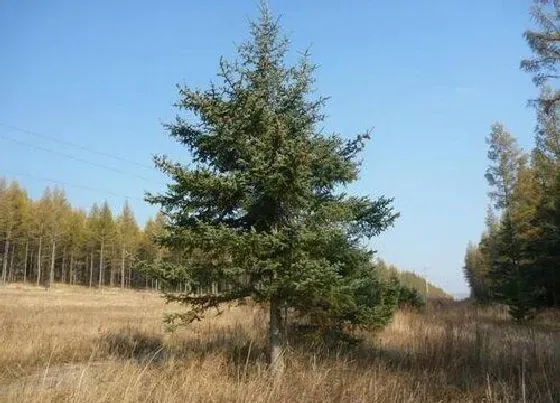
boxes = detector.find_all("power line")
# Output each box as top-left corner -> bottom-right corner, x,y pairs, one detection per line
0,169 -> 146,203
0,133 -> 163,185
0,122 -> 156,171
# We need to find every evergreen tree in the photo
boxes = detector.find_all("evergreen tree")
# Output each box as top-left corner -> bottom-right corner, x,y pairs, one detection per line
484,124 -> 534,319
145,6 -> 398,369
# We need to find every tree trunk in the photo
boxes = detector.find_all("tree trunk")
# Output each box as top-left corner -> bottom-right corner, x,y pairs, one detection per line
2,231 -> 10,284
269,298 -> 284,373
61,248 -> 66,284
553,276 -> 559,308
8,243 -> 16,282
89,252 -> 93,288
74,260 -> 80,285
36,238 -> 42,286
120,246 -> 126,289
69,251 -> 74,286
98,240 -> 104,288
49,238 -> 56,289
109,245 -> 115,288
23,241 -> 29,284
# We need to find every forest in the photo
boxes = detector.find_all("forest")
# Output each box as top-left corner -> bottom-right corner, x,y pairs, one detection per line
0,181 -> 164,290
0,179 -> 448,299
463,2 -> 560,320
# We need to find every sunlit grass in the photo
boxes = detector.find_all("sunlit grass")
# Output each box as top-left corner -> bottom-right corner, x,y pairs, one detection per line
0,284 -> 558,402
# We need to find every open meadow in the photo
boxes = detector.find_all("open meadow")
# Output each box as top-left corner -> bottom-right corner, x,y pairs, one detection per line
0,285 -> 558,402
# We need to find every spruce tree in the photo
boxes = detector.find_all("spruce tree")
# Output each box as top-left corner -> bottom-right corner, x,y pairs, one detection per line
145,5 -> 398,369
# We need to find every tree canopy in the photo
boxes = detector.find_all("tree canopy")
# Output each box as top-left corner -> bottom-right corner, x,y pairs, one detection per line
464,0 -> 560,318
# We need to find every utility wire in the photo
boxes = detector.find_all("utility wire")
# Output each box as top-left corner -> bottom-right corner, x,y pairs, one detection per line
0,133 -> 164,185
0,169 -> 146,203
0,122 -> 156,171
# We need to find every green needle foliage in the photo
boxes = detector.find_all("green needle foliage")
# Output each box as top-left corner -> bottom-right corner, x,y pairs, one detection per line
464,1 -> 560,319
144,5 -> 399,364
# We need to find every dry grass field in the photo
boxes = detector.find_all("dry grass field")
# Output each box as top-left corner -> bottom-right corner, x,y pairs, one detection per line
0,284 -> 559,402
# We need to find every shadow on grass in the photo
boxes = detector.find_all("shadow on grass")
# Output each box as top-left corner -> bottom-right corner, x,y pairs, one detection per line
348,327 -> 559,402
99,328 -> 166,363
98,319 -> 560,402
274,319 -> 559,402
98,325 -> 268,368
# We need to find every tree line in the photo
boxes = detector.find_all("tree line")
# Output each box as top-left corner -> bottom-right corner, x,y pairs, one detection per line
376,259 -> 451,299
0,178 -> 166,290
0,178 -> 442,303
464,0 -> 560,319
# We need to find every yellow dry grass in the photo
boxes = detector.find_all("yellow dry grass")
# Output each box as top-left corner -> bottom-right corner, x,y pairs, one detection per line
0,284 -> 558,402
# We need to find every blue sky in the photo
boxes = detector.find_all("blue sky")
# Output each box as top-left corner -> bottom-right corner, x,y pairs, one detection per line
0,0 -> 539,296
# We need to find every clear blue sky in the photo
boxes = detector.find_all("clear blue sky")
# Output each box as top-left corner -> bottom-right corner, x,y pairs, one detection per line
0,0 -> 539,296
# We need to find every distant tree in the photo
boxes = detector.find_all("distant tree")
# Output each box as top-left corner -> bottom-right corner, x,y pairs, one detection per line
375,259 -> 451,300
0,182 -> 27,284
394,278 -> 424,309
463,242 -> 491,302
464,206 -> 499,303
33,192 -> 51,286
116,201 -> 139,288
140,212 -> 170,291
66,209 -> 87,285
0,178 -> 171,289
45,188 -> 71,288
17,190 -> 33,284
89,202 -> 115,288
145,5 -> 398,371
